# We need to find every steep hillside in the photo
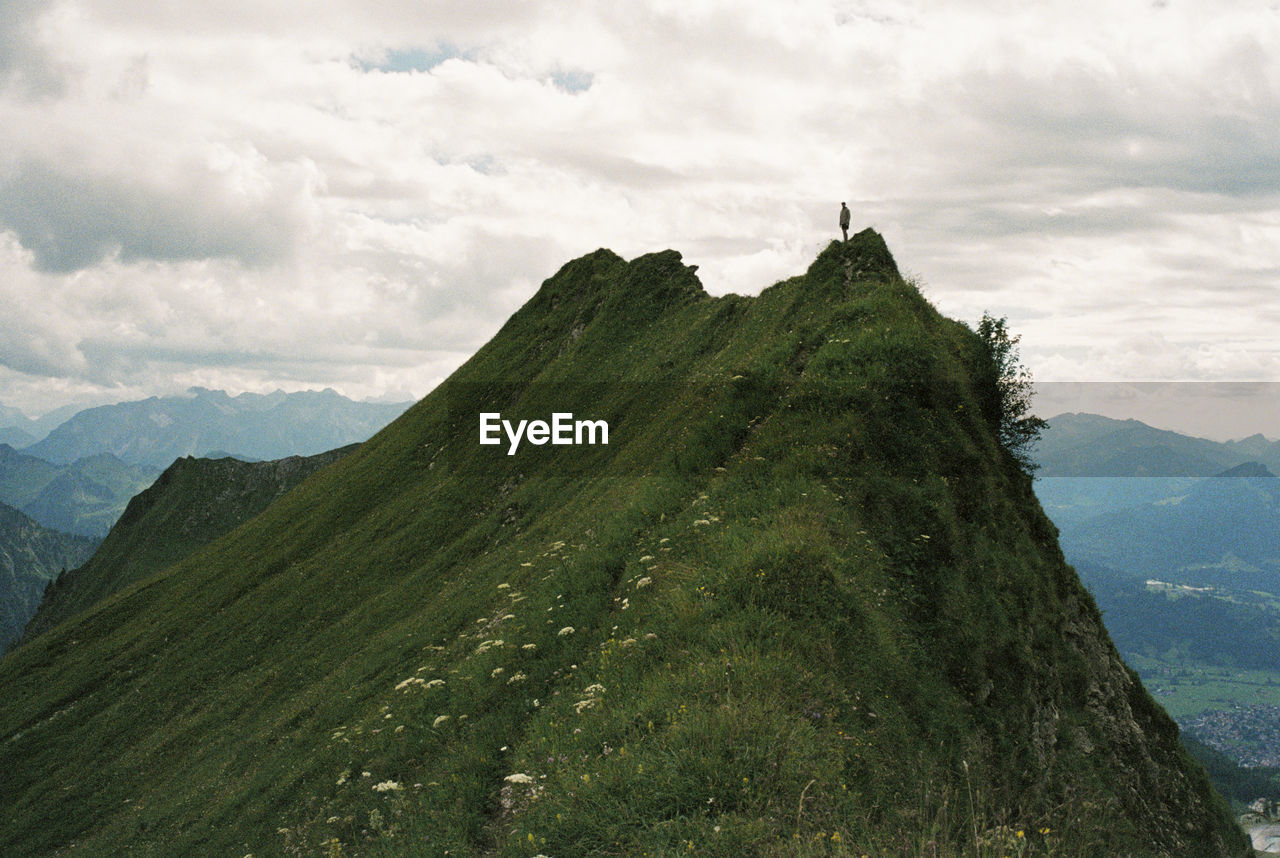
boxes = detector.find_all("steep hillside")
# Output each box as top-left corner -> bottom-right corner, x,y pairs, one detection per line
0,232 -> 1248,856
21,446 -> 356,641
0,503 -> 98,650
24,387 -> 411,467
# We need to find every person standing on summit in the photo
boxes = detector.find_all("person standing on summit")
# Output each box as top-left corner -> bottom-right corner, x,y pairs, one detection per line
839,202 -> 851,242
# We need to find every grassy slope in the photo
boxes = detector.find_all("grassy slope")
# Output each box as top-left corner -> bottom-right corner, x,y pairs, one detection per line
20,446 -> 356,642
0,233 -> 1247,856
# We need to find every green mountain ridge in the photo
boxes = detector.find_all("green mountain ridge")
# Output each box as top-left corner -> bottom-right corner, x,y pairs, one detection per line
20,446 -> 357,643
0,232 -> 1247,855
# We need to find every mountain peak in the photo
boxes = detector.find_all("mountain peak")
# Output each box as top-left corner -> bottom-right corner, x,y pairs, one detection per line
528,247 -> 626,308
528,247 -> 705,310
807,227 -> 901,284
1214,460 -> 1275,478
0,239 -> 1248,856
609,248 -> 705,311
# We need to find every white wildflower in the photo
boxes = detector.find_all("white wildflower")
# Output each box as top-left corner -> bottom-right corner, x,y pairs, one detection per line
636,577 -> 652,589
433,715 -> 450,728
507,672 -> 527,684
574,698 -> 597,714
584,683 -> 605,695
639,555 -> 654,563
425,679 -> 445,689
497,582 -> 511,589
522,643 -> 537,651
558,626 -> 575,636
693,519 -> 711,526
395,677 -> 426,692
504,773 -> 535,784
373,780 -> 402,792
491,667 -> 505,678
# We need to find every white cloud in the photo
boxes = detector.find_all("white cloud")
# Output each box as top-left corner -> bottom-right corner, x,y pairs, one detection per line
0,0 -> 1278,433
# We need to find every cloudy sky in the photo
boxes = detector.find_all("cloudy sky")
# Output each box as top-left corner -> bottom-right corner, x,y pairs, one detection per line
2,0 -> 1280,437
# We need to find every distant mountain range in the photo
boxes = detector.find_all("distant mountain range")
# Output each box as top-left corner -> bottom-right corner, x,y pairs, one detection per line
22,446 -> 355,643
20,387 -> 412,467
1036,411 -> 1280,477
1057,462 -> 1280,590
0,502 -> 98,651
0,426 -> 35,448
0,445 -> 160,538
0,387 -> 409,651
0,403 -> 82,448
1035,411 -> 1280,593
1034,412 -> 1280,528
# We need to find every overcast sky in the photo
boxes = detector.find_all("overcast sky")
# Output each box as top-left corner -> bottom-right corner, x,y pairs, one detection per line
2,0 -> 1279,437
